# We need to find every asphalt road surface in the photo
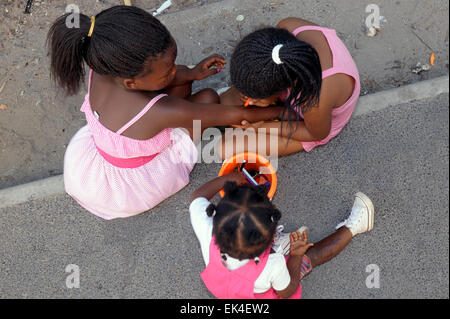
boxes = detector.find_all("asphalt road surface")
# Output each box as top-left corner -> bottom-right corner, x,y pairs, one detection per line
0,93 -> 448,299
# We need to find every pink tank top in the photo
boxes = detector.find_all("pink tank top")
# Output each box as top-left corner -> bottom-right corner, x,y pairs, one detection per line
200,237 -> 302,299
81,70 -> 173,167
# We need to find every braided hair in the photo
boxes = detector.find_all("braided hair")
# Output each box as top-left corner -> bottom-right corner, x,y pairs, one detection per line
47,5 -> 173,96
230,27 -> 322,137
206,182 -> 282,261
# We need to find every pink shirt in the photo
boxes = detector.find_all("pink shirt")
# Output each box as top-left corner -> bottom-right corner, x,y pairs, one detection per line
201,237 -> 302,299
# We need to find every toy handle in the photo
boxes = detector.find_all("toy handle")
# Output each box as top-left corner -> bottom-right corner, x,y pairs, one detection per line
242,168 -> 259,186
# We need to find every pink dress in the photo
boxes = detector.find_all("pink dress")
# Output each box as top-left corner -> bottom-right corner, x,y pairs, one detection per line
64,71 -> 198,220
280,25 -> 361,152
201,237 -> 302,299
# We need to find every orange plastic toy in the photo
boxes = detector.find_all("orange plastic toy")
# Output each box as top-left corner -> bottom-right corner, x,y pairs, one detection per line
218,152 -> 277,199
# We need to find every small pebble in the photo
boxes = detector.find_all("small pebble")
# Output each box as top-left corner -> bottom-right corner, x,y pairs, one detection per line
366,27 -> 377,37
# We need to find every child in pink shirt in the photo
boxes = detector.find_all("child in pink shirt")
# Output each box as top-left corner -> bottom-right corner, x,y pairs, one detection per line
219,18 -> 360,158
47,6 -> 284,219
189,173 -> 374,299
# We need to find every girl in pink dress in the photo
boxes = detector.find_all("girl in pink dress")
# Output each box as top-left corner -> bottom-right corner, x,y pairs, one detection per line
47,6 -> 284,219
219,17 -> 360,158
189,173 -> 375,299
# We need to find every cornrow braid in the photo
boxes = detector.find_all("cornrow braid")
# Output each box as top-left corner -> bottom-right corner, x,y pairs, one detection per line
230,27 -> 322,139
212,182 -> 282,260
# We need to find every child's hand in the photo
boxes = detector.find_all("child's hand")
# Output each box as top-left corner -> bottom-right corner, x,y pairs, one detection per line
289,230 -> 314,257
239,94 -> 274,107
231,120 -> 265,130
224,171 -> 249,186
191,54 -> 226,80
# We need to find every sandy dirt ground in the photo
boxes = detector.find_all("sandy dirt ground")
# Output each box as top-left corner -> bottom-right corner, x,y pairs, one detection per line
0,0 -> 449,189
0,0 -> 221,189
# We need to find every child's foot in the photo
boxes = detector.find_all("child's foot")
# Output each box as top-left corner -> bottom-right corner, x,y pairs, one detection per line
272,225 -> 309,255
336,192 -> 374,237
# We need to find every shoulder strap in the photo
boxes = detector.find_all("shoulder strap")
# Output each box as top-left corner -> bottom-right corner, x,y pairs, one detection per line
116,94 -> 167,135
88,69 -> 93,94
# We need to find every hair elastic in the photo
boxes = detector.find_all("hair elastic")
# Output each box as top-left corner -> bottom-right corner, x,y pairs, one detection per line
271,44 -> 284,65
87,16 -> 95,37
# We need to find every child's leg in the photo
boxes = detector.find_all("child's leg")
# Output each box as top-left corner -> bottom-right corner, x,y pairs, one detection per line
217,128 -> 303,160
305,227 -> 353,268
219,87 -> 243,105
164,82 -> 192,99
305,192 -> 375,269
187,88 -> 220,104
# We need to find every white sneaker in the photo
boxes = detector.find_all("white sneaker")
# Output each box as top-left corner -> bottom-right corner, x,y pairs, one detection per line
336,192 -> 374,237
272,225 -> 309,255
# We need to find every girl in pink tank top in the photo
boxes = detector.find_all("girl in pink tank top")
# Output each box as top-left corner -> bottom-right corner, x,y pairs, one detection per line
190,174 -> 310,299
219,18 -> 360,158
47,6 -> 285,219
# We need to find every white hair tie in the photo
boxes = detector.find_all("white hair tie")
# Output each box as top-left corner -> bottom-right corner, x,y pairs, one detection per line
272,44 -> 284,65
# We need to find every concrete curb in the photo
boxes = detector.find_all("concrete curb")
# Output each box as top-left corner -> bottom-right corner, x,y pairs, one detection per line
0,75 -> 448,209
0,175 -> 64,209
353,75 -> 449,117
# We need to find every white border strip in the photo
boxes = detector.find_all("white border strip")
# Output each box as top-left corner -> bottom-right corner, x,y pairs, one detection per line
0,76 -> 448,209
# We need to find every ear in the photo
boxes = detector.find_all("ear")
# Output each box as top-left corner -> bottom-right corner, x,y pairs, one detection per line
122,78 -> 139,90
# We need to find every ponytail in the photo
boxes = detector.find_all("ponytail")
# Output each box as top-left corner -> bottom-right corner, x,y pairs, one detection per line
47,13 -> 91,95
230,27 -> 322,139
47,5 -> 173,96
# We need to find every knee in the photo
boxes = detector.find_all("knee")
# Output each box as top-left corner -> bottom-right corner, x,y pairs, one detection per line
196,88 -> 220,104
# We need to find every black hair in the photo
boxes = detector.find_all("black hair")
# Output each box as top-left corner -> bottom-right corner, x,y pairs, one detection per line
230,27 -> 322,137
47,5 -> 173,96
206,182 -> 282,260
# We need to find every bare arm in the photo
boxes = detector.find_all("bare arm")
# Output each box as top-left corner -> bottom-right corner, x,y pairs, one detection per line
239,81 -> 336,141
254,119 -> 329,142
153,96 -> 284,133
275,255 -> 304,299
189,172 -> 248,203
238,101 -> 332,142
287,102 -> 332,141
275,230 -> 314,299
166,55 -> 227,88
